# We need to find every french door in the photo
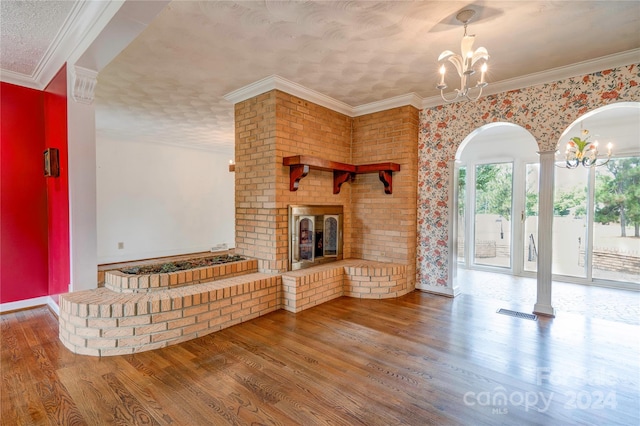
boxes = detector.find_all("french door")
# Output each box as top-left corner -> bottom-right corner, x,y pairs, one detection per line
458,160 -> 532,275
459,156 -> 639,287
552,156 -> 640,286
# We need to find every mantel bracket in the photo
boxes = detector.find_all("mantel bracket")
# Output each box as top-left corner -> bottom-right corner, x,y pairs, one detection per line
333,170 -> 356,194
289,164 -> 309,191
379,170 -> 393,194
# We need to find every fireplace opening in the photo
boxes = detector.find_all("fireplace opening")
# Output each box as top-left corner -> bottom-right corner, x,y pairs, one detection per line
289,205 -> 343,270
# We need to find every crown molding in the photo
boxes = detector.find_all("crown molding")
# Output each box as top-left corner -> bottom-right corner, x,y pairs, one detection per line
29,0 -> 87,90
0,1 -> 86,90
222,50 -> 640,118
224,74 -> 354,116
0,1 -> 124,90
353,92 -> 423,116
422,48 -> 640,109
0,69 -> 41,90
224,50 -> 640,118
224,75 -> 423,117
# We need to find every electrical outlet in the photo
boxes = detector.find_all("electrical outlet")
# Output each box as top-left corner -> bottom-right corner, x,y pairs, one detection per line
118,242 -> 124,249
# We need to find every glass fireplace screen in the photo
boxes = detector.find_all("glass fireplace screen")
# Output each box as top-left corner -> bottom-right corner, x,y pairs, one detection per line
289,205 -> 343,270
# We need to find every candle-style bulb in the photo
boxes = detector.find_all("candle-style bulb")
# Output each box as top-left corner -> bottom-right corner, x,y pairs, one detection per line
437,65 -> 447,89
479,63 -> 487,84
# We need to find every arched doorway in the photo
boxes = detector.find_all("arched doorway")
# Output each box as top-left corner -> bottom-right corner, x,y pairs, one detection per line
454,122 -> 539,279
553,102 -> 640,288
450,103 -> 639,308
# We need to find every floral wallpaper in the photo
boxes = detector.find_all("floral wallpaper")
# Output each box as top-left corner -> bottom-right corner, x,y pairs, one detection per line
417,64 -> 640,289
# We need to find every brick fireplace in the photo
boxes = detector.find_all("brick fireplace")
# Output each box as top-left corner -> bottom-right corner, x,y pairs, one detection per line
233,89 -> 419,286
58,89 -> 420,356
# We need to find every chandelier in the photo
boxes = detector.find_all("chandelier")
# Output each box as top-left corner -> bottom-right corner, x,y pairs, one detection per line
561,127 -> 613,168
436,9 -> 489,103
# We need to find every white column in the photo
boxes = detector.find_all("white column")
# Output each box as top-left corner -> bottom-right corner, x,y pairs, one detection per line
447,159 -> 461,297
534,150 -> 556,317
67,66 -> 98,292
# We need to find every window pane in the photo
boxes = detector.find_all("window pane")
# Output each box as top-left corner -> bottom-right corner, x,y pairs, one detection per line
524,163 -> 539,272
552,166 -> 588,277
474,163 -> 512,268
593,157 -> 640,283
458,166 -> 466,262
323,216 -> 338,256
299,218 -> 314,261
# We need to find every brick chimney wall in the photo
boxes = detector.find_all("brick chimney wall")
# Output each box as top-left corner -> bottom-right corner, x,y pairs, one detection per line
273,91 -> 353,271
235,90 -> 417,287
235,90 -> 352,272
352,106 -> 419,289
234,91 -> 278,272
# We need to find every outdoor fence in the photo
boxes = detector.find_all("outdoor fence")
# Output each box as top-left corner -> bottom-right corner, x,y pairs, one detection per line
458,241 -> 510,259
579,249 -> 640,274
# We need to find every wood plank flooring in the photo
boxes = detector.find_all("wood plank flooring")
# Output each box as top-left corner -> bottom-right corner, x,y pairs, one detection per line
2,288 -> 639,425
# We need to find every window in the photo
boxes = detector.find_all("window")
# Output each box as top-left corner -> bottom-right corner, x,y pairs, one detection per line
593,157 -> 640,283
474,163 -> 512,268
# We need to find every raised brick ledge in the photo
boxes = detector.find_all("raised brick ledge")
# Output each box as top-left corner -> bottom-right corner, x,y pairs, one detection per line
281,260 -> 411,313
60,260 -> 410,356
104,258 -> 258,293
58,272 -> 281,357
282,259 -> 406,279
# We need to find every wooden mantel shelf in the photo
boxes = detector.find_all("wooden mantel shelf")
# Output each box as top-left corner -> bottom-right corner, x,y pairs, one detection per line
283,155 -> 400,194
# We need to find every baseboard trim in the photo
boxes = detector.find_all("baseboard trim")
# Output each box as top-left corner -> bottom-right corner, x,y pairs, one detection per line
0,296 -> 59,315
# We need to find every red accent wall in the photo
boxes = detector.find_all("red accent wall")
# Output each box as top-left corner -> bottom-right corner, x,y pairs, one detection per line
44,65 -> 70,298
1,82 -> 49,303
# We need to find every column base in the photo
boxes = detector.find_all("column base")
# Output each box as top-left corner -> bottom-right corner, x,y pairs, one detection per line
534,303 -> 556,317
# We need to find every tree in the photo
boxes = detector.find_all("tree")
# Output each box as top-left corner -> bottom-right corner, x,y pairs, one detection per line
475,163 -> 512,220
526,191 -> 539,217
554,187 -> 586,217
525,165 -> 539,217
595,157 -> 640,237
458,166 -> 466,217
458,165 -> 503,216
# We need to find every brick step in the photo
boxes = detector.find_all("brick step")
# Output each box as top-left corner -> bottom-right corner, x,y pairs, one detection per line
281,260 -> 409,313
59,272 -> 281,357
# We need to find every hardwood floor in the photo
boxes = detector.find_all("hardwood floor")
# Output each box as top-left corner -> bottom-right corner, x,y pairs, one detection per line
2,287 -> 639,425
459,269 -> 640,325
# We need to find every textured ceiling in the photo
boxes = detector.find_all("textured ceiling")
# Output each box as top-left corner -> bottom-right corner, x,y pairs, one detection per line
2,1 -> 639,153
0,0 -> 74,76
95,1 -> 639,152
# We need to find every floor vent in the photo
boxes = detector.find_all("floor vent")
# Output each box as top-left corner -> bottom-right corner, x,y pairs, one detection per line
496,309 -> 538,321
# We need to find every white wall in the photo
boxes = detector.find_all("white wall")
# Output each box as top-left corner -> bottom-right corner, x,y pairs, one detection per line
96,138 -> 235,263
